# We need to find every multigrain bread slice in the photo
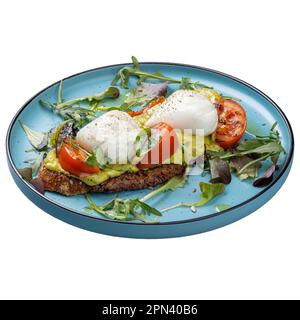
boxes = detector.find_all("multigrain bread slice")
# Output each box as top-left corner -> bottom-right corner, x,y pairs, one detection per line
38,163 -> 185,196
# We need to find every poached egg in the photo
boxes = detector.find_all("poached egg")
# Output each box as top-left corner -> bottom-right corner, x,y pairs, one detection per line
146,89 -> 218,135
76,110 -> 140,164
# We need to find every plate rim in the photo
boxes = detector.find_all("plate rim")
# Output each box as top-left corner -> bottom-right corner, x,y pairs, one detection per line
6,61 -> 294,226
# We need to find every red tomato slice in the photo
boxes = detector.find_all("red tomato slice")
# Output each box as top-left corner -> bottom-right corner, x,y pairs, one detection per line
128,96 -> 165,117
58,141 -> 100,176
214,99 -> 247,149
137,122 -> 179,169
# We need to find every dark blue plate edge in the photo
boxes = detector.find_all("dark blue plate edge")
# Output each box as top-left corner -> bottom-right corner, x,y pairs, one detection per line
5,61 -> 294,226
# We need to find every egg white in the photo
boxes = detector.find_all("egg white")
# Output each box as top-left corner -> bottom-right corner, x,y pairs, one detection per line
145,89 -> 218,135
76,110 -> 141,164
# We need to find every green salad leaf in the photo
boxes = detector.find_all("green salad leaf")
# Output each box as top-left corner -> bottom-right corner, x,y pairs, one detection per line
140,174 -> 188,202
230,155 -> 261,180
40,99 -> 96,128
85,195 -> 161,223
212,142 -> 284,160
208,122 -> 284,186
19,121 -> 48,150
86,146 -> 110,168
180,77 -> 213,90
161,182 -> 225,212
40,85 -> 120,128
112,56 -> 211,89
58,80 -> 63,104
56,86 -> 120,109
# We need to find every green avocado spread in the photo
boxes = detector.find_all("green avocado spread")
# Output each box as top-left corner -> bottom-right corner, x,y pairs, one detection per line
44,149 -> 139,186
44,133 -> 221,187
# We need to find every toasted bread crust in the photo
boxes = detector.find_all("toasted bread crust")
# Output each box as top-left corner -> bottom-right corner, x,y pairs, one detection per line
38,164 -> 185,196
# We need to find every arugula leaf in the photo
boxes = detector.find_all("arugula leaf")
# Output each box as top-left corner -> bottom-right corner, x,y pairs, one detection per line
214,142 -> 284,160
161,182 -> 225,212
40,83 -> 120,128
40,98 -> 96,128
86,146 -> 110,168
237,139 -> 266,151
270,121 -> 278,132
241,142 -> 283,155
180,77 -> 193,89
58,80 -> 63,104
112,56 -> 211,89
94,104 -> 132,113
210,123 -> 284,160
140,174 -> 188,202
85,195 -> 161,223
56,86 -> 120,109
41,78 -> 123,135
19,121 -> 48,150
180,77 -> 213,90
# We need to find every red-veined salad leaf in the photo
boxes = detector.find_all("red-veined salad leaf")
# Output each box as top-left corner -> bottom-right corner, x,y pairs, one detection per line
209,158 -> 231,184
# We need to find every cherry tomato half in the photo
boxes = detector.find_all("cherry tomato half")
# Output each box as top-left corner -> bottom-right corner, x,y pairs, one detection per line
137,122 -> 179,169
214,99 -> 247,149
58,141 -> 100,176
128,96 -> 165,117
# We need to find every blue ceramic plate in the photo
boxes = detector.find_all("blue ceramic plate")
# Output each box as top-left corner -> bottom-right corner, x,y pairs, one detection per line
6,62 -> 294,238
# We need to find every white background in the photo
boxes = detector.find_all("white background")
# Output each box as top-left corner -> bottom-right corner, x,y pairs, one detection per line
0,0 -> 299,300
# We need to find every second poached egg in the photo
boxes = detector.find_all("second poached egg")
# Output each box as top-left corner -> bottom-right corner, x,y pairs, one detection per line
145,89 -> 218,135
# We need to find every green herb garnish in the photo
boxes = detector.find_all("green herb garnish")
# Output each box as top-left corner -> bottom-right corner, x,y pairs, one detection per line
161,182 -> 225,212
112,56 -> 211,89
180,77 -> 213,90
40,85 -> 120,128
58,80 -> 63,104
221,95 -> 242,102
86,146 -> 110,168
85,195 -> 161,223
140,174 -> 187,202
55,86 -> 120,109
208,123 -> 284,186
134,127 -> 160,159
19,121 -> 48,151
